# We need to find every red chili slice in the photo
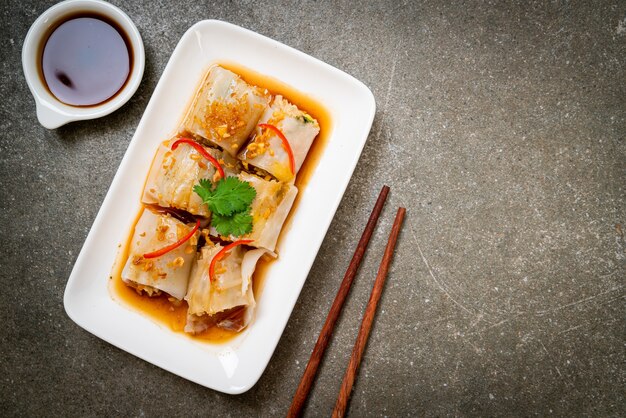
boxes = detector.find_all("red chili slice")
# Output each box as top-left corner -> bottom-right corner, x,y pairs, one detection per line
258,123 -> 295,175
143,219 -> 200,259
209,239 -> 254,282
172,138 -> 225,179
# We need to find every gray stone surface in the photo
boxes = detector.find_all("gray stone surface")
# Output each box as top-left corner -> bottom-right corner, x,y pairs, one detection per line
1,0 -> 624,416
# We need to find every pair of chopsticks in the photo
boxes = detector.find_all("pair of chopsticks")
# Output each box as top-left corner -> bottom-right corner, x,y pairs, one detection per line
287,185 -> 405,418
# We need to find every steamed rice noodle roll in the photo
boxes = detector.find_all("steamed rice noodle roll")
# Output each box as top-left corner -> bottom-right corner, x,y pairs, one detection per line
182,66 -> 269,157
121,208 -> 199,300
210,172 -> 297,253
239,95 -> 319,182
184,242 -> 268,333
142,139 -> 240,217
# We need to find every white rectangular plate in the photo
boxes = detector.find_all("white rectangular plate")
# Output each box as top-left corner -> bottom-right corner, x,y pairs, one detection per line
64,20 -> 375,394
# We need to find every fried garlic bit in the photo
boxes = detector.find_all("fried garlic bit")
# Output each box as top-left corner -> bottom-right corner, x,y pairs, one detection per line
167,256 -> 185,268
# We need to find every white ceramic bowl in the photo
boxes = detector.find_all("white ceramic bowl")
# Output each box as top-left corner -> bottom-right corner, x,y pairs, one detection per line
64,20 -> 375,394
22,0 -> 145,129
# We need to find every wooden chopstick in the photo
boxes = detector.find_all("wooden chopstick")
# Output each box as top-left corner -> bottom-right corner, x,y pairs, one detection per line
287,185 -> 390,418
332,207 -> 406,418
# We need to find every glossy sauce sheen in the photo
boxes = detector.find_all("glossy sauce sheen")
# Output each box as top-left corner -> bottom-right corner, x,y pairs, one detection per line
110,64 -> 332,343
42,16 -> 131,106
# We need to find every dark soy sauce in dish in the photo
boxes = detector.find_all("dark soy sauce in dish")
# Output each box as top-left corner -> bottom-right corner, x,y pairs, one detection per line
41,15 -> 132,107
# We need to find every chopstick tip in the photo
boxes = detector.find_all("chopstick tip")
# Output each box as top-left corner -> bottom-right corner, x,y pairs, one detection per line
395,207 -> 407,223
378,185 -> 390,200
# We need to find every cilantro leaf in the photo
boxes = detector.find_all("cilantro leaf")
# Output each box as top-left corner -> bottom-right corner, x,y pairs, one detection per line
193,178 -> 214,203
211,210 -> 254,237
194,177 -> 257,237
193,177 -> 256,216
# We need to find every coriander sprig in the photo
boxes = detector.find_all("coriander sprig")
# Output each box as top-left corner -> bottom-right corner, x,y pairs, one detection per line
193,177 -> 256,236
210,211 -> 254,237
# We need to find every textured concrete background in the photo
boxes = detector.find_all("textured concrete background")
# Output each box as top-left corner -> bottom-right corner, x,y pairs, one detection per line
1,0 -> 624,416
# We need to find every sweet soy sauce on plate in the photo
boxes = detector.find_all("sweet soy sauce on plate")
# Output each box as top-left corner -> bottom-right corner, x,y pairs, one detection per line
40,14 -> 132,107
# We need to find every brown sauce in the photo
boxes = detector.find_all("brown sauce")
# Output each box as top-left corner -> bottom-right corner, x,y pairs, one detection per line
40,13 -> 132,107
110,64 -> 332,343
